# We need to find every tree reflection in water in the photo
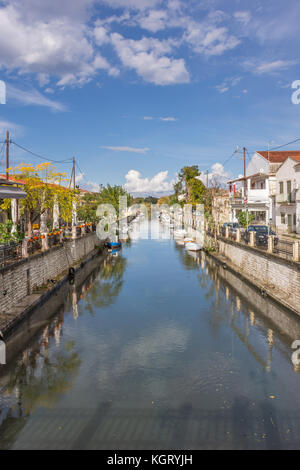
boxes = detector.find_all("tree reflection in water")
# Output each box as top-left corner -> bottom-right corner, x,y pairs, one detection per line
82,252 -> 127,311
4,321 -> 81,417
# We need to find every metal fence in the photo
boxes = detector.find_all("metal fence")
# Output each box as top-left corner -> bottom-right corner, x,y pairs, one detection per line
215,229 -> 299,262
0,223 -> 97,268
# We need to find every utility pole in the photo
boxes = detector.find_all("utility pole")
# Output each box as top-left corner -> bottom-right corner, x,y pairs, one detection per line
206,170 -> 209,188
6,131 -> 9,180
69,157 -> 76,190
73,156 -> 76,190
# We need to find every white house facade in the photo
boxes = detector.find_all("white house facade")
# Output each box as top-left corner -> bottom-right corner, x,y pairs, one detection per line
275,157 -> 300,234
227,151 -> 300,227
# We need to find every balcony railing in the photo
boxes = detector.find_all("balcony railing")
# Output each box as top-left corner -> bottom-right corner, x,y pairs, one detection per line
276,193 -> 296,203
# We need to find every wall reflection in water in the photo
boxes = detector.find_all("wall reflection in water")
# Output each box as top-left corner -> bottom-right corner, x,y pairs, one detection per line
0,250 -> 128,448
174,237 -> 300,375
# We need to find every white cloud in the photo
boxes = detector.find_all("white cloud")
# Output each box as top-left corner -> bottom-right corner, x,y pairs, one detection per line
111,33 -> 190,85
144,116 -> 177,121
124,169 -> 174,193
245,59 -> 298,75
101,146 -> 150,154
0,117 -> 24,136
185,24 -> 240,56
75,172 -> 84,184
137,9 -> 168,32
100,0 -> 162,10
197,163 -> 230,187
159,116 -> 177,121
215,76 -> 242,93
0,1 -> 118,88
234,11 -> 251,26
7,84 -> 66,111
215,85 -> 229,94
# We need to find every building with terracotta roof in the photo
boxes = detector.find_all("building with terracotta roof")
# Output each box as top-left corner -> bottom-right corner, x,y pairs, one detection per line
227,150 -> 300,227
275,156 -> 300,234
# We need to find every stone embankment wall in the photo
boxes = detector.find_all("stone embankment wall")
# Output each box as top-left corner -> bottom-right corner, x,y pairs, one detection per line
218,238 -> 300,314
0,233 -> 99,314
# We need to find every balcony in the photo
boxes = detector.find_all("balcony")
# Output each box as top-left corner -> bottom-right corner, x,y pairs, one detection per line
276,193 -> 296,204
247,189 -> 269,203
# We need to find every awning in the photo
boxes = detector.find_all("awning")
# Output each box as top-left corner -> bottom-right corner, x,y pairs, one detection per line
0,186 -> 27,199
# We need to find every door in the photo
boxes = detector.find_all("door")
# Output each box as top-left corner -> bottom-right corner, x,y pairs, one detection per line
287,181 -> 292,202
288,214 -> 292,233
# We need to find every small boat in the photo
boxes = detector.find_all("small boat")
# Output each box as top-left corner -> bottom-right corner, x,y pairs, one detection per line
183,237 -> 194,244
185,242 -> 202,251
174,229 -> 186,238
106,241 -> 122,249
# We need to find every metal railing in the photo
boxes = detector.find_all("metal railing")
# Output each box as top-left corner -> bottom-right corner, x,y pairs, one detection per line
0,223 -> 97,268
215,227 -> 299,262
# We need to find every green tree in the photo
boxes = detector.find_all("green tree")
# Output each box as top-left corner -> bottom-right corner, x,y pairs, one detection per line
2,162 -> 77,236
98,184 -> 133,212
189,177 -> 206,204
77,193 -> 101,222
238,211 -> 254,228
178,165 -> 201,202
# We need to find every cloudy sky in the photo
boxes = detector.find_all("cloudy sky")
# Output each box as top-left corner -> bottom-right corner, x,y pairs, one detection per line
0,0 -> 300,194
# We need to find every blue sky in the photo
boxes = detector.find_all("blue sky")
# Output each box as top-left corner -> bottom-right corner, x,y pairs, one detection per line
0,0 -> 300,194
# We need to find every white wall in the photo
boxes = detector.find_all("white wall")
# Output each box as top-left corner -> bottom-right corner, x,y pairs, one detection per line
246,152 -> 269,176
276,158 -> 300,233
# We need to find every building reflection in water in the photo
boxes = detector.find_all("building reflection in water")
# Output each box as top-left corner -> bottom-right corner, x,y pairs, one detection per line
0,247 -> 128,445
174,239 -> 300,376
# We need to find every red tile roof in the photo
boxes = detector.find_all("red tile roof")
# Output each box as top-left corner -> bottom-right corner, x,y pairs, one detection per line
257,151 -> 300,163
0,175 -> 26,184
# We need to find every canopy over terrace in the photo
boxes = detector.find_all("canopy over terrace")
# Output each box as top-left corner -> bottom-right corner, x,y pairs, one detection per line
0,177 -> 27,199
227,173 -> 272,224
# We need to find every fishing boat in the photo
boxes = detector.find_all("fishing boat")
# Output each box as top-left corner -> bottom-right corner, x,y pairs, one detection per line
185,241 -> 202,251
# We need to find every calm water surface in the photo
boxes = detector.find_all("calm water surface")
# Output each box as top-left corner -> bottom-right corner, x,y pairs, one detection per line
1,220 -> 300,449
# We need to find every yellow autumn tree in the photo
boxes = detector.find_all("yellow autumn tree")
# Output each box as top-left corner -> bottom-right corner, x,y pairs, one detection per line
2,162 -> 79,236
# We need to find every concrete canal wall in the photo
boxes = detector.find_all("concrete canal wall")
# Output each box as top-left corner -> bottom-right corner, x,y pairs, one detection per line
0,232 -> 100,316
204,253 -> 300,342
217,238 -> 300,315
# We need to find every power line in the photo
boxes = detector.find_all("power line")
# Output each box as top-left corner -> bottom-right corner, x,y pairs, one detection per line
11,141 -> 73,164
268,137 -> 300,151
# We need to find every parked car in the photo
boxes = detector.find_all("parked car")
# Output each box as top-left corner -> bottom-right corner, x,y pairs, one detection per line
243,225 -> 279,246
221,222 -> 241,237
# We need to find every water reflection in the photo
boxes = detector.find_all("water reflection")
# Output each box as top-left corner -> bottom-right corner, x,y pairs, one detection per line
1,223 -> 300,449
0,248 -> 128,448
174,239 -> 300,376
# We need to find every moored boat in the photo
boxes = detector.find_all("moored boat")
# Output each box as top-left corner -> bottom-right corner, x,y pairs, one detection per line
106,241 -> 122,249
185,242 -> 202,251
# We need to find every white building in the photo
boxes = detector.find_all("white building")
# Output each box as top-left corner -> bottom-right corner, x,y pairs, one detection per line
275,156 -> 300,234
227,150 -> 300,226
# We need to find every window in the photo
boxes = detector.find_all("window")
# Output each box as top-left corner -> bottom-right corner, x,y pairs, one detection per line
281,213 -> 285,224
287,180 -> 292,202
279,182 -> 284,194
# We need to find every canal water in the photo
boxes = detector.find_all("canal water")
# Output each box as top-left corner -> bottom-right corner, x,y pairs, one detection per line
1,220 -> 300,449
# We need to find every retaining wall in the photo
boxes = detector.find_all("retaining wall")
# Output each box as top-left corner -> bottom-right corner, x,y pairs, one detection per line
218,238 -> 300,314
0,233 -> 99,314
